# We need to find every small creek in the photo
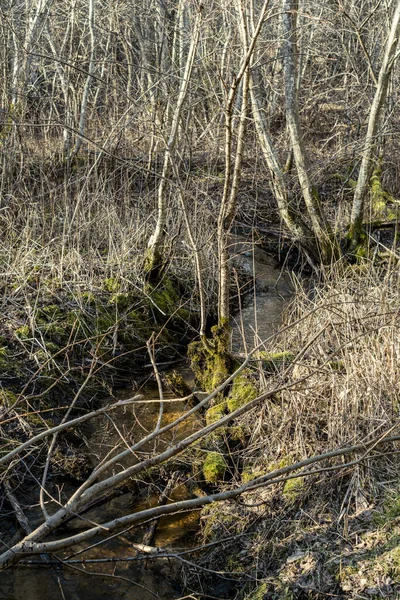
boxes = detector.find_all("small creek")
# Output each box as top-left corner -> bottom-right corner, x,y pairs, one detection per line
0,239 -> 294,600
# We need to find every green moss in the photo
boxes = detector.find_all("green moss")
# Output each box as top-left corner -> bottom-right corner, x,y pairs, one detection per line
202,451 -> 227,483
329,359 -> 345,371
370,165 -> 391,212
283,476 -> 305,503
227,425 -> 248,448
38,304 -> 62,321
45,341 -> 61,354
42,322 -> 68,344
109,292 -> 132,310
205,401 -> 227,425
103,277 -> 120,293
0,388 -> 18,408
258,351 -> 294,370
374,487 -> 400,526
202,429 -> 226,451
243,583 -> 268,600
226,370 -> 258,413
15,325 -> 31,340
95,310 -> 116,332
79,291 -> 96,306
146,277 -> 180,316
241,466 -> 265,483
355,243 -> 369,259
188,323 -> 232,392
200,502 -> 238,541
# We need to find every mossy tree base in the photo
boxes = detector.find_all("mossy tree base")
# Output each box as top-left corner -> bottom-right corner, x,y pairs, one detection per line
188,322 -> 233,393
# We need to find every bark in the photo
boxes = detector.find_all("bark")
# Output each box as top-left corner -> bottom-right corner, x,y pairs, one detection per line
71,0 -> 96,158
350,0 -> 400,246
217,0 -> 272,325
282,0 -> 335,263
145,5 -> 202,282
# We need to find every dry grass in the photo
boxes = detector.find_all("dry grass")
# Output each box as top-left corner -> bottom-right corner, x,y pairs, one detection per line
240,263 -> 400,475
189,263 -> 400,599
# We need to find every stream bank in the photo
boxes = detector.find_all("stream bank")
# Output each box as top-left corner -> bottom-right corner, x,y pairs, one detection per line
0,237 -> 295,599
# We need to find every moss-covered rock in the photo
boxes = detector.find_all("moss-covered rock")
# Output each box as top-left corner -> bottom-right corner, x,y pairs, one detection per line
226,370 -> 258,413
205,401 -> 227,425
202,451 -> 227,483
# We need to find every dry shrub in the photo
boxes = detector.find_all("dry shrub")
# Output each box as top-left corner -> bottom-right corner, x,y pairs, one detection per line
242,263 -> 400,493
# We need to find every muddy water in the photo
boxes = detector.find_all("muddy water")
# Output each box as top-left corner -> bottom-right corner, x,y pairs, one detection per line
230,237 -> 293,353
0,378 -> 202,600
0,242 -> 293,600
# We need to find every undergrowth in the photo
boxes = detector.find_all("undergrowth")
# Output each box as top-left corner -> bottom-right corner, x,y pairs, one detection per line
188,262 -> 400,599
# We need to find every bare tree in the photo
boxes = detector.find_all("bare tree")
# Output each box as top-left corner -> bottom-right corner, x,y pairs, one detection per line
349,0 -> 400,246
145,3 -> 202,282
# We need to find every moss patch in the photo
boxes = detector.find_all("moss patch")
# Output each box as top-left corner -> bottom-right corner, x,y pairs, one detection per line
226,370 -> 258,413
205,401 -> 227,425
202,451 -> 227,483
188,322 -> 232,393
145,277 -> 180,317
283,476 -> 305,503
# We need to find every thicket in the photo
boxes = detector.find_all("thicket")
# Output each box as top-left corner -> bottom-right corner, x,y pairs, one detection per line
1,0 -> 400,598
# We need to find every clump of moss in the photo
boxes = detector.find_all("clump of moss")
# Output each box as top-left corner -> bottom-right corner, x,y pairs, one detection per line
282,476 -> 305,503
103,277 -> 120,293
257,351 -> 294,371
15,324 -> 31,340
226,370 -> 258,413
242,582 -> 268,600
188,322 -> 233,392
205,401 -> 227,425
0,388 -> 18,408
202,451 -> 227,483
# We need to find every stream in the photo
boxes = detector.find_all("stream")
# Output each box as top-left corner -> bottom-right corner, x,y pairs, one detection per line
0,240 -> 294,600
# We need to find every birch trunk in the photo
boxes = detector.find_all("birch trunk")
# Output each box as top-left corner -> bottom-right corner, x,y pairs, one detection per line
217,0 -> 273,325
248,64 -> 317,260
145,5 -> 202,282
282,0 -> 335,263
71,0 -> 95,158
349,0 -> 400,246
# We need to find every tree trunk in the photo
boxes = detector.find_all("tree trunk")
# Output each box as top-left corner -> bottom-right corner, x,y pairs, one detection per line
145,5 -> 202,282
282,0 -> 336,263
349,0 -> 400,247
